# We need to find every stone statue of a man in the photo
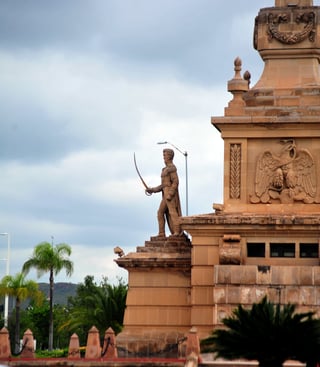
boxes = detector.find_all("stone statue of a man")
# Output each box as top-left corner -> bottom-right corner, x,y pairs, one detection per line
146,148 -> 182,237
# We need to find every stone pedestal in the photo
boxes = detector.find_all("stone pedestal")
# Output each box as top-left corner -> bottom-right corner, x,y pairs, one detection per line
115,234 -> 191,356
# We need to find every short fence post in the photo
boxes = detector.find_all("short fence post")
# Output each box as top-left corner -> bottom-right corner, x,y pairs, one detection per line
0,327 -> 11,359
20,329 -> 35,358
101,327 -> 117,359
68,333 -> 81,359
85,326 -> 101,359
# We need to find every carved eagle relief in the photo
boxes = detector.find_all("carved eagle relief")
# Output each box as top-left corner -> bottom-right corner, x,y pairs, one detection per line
250,139 -> 317,204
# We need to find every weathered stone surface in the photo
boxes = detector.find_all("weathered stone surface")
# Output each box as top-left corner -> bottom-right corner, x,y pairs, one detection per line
226,287 -> 241,304
116,329 -> 186,358
213,287 -> 226,304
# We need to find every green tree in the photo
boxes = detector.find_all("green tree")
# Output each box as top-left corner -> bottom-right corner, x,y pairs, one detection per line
60,276 -> 127,344
0,272 -> 43,354
201,296 -> 320,367
24,301 -> 50,350
23,301 -> 70,350
22,241 -> 73,350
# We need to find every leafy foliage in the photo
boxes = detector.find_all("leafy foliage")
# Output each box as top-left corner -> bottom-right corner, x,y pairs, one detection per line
15,301 -> 72,350
201,296 -> 320,367
35,348 -> 68,358
60,275 -> 127,345
24,301 -> 51,349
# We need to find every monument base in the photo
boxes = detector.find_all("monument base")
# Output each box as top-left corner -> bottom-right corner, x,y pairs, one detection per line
115,234 -> 191,357
116,329 -> 187,358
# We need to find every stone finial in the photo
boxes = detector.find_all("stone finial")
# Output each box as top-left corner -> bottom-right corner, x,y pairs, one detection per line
228,57 -> 248,88
68,333 -> 81,359
233,57 -> 242,79
20,329 -> 35,358
243,70 -> 251,87
102,327 -> 117,359
226,57 -> 249,115
0,327 -> 11,359
85,326 -> 101,359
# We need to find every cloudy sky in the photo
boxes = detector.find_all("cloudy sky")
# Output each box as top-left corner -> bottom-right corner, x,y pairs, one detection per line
0,0 -> 299,285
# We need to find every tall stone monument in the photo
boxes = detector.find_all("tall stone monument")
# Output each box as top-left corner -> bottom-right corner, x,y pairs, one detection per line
116,0 -> 320,353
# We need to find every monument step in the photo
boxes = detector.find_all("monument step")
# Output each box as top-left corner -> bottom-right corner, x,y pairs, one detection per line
136,245 -> 191,253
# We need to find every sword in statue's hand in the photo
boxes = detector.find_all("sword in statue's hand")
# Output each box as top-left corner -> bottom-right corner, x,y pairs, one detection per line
133,153 -> 152,196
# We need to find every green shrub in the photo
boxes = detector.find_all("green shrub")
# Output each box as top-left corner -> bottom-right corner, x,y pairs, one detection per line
35,348 -> 68,358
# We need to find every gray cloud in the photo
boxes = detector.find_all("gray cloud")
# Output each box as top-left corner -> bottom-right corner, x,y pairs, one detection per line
0,0 -> 286,283
0,1 -> 271,85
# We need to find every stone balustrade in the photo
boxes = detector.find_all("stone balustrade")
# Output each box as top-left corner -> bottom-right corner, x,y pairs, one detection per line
0,326 -> 200,363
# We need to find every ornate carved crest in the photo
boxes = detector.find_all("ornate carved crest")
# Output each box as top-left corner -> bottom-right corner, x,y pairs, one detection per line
250,139 -> 317,204
267,11 -> 316,44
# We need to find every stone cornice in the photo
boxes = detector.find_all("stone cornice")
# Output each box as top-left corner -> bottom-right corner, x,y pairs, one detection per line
115,235 -> 191,270
181,213 -> 320,226
115,252 -> 191,270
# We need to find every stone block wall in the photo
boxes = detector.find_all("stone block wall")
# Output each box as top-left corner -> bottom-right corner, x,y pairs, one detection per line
124,269 -> 191,328
213,265 -> 320,325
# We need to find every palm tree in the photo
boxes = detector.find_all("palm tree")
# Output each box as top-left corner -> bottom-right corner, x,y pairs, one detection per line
201,296 -> 320,367
104,278 -> 127,332
0,272 -> 43,354
22,241 -> 73,350
60,276 -> 127,344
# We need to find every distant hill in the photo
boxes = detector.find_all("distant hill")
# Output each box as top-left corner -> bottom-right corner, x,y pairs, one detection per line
38,282 -> 78,305
0,283 -> 78,312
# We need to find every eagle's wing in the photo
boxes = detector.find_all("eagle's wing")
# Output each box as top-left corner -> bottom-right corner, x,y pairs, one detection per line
291,149 -> 316,198
255,150 -> 280,198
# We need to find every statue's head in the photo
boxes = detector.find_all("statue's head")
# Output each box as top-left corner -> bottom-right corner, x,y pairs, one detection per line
163,148 -> 174,160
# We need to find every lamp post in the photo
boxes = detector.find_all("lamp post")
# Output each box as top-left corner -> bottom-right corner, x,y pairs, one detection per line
157,141 -> 188,215
0,232 -> 10,327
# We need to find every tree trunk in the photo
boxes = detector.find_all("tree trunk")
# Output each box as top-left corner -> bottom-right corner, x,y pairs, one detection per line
48,269 -> 54,351
15,298 -> 20,355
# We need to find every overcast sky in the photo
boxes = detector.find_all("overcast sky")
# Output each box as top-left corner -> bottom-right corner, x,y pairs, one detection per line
0,0 -> 306,285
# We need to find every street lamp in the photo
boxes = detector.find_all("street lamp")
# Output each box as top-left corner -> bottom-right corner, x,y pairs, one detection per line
157,141 -> 189,215
0,233 -> 10,327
